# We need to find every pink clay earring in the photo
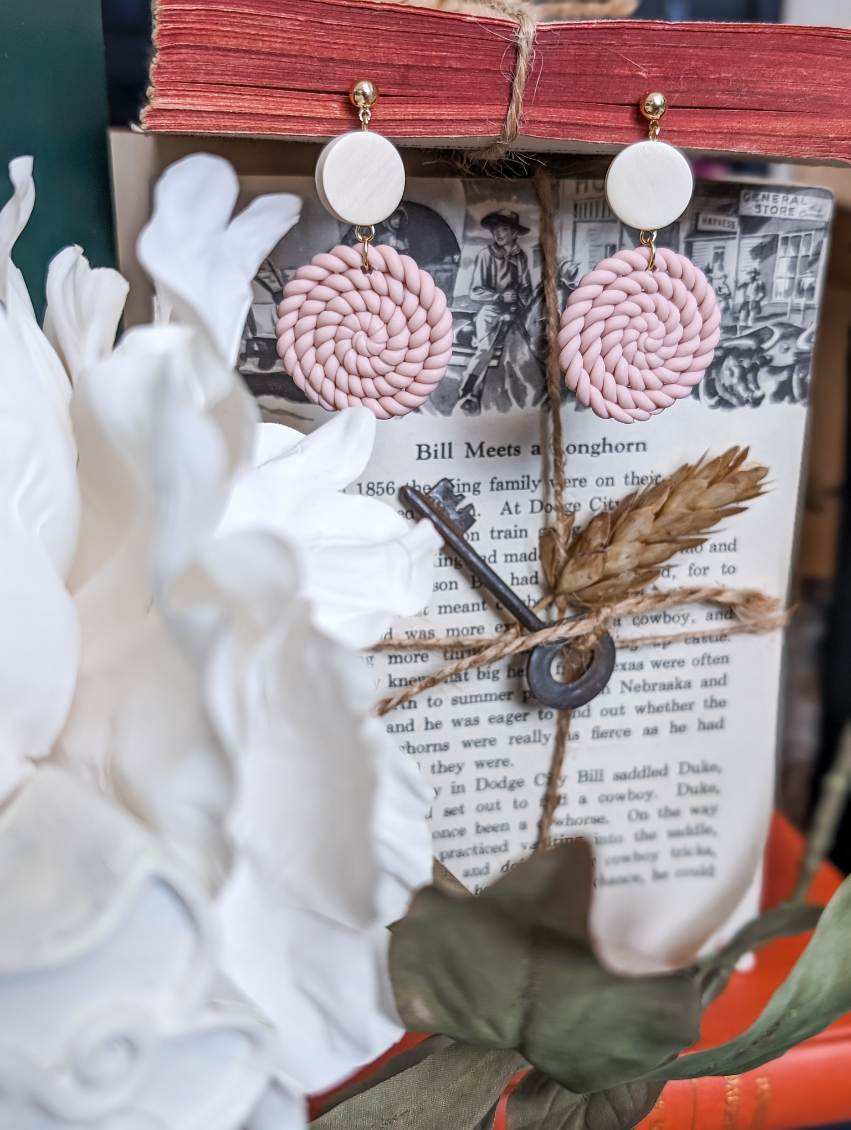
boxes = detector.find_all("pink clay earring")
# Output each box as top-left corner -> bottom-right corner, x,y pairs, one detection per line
558,93 -> 721,424
276,79 -> 453,420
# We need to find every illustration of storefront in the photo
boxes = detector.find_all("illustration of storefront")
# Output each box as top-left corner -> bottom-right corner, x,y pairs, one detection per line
684,186 -> 830,331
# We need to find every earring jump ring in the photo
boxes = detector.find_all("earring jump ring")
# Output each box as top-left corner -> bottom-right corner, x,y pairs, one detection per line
639,229 -> 658,271
354,224 -> 376,272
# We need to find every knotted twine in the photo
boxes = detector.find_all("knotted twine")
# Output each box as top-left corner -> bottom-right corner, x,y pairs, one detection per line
392,0 -> 636,160
371,1 -> 788,850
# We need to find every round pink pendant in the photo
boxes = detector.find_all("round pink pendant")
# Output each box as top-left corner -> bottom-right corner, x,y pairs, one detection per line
558,247 -> 721,424
276,244 -> 454,419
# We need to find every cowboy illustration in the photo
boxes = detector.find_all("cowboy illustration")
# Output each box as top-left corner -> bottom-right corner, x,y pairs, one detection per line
458,209 -> 532,413
737,266 -> 767,328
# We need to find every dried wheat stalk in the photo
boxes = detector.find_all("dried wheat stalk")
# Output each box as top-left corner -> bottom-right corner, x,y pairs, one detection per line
540,447 -> 769,607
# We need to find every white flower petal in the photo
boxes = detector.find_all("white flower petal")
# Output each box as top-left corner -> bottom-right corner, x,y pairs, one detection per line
220,409 -> 440,646
70,325 -> 255,663
0,768 -> 282,1130
0,303 -> 78,577
154,528 -> 429,1090
0,156 -> 34,305
219,867 -> 404,1093
43,245 -> 128,383
137,153 -> 302,365
258,405 -> 377,494
60,610 -> 234,892
0,285 -> 79,799
297,501 -> 438,646
197,532 -> 430,929
246,1079 -> 307,1130
0,532 -> 78,799
69,327 -> 196,667
62,327 -> 250,888
0,158 -> 73,415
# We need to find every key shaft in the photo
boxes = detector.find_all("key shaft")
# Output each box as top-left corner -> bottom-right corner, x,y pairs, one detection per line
401,485 -> 542,634
401,481 -> 616,710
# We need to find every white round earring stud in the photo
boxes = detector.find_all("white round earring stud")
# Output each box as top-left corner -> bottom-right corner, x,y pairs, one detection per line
315,129 -> 405,226
605,139 -> 694,231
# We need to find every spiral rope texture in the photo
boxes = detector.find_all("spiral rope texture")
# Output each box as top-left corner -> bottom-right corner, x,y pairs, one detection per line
276,244 -> 454,419
558,247 -> 721,423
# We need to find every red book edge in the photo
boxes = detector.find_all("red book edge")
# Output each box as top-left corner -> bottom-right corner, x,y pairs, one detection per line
143,0 -> 851,165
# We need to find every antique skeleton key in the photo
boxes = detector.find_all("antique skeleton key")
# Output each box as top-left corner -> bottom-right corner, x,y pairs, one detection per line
401,479 -> 615,710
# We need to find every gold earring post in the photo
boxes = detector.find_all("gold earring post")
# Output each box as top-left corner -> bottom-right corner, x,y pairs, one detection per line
640,91 -> 667,141
350,78 -> 378,130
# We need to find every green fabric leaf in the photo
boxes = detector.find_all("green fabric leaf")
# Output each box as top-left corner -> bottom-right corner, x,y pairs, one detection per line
310,1042 -> 525,1129
696,901 -> 822,1006
656,873 -> 851,1080
504,1070 -> 664,1130
390,840 -> 700,1093
314,1036 -> 455,1117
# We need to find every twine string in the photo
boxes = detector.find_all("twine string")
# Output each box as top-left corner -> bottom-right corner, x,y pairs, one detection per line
439,0 -> 633,160
374,587 -> 787,715
476,0 -> 538,157
531,167 -> 575,847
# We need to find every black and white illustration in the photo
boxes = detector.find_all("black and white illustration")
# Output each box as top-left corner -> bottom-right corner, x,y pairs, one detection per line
690,185 -> 830,409
436,182 -> 551,416
239,176 -> 832,416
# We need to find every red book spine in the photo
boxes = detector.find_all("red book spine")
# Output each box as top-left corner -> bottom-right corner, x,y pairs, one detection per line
636,1035 -> 851,1130
143,0 -> 851,165
487,1035 -> 851,1130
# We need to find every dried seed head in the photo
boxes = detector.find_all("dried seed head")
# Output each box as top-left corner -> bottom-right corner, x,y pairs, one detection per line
549,447 -> 768,606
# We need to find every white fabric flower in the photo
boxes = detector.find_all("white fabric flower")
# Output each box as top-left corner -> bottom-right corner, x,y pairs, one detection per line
0,159 -> 82,802
0,767 -> 295,1130
144,338 -> 432,1090
221,409 -> 438,648
0,151 -> 436,1124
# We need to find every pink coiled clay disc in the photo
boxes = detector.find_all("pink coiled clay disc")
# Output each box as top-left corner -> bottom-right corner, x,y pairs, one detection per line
558,247 -> 721,424
276,243 -> 453,419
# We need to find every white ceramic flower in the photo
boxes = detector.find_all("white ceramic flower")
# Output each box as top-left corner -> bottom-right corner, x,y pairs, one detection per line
0,152 -> 437,1124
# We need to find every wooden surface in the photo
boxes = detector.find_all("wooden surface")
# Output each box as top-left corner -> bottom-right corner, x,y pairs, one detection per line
144,0 -> 851,165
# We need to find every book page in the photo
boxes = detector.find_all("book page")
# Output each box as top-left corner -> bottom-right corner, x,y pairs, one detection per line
225,170 -> 832,966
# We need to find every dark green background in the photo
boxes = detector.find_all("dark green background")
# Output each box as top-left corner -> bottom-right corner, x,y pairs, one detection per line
0,1 -> 114,317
